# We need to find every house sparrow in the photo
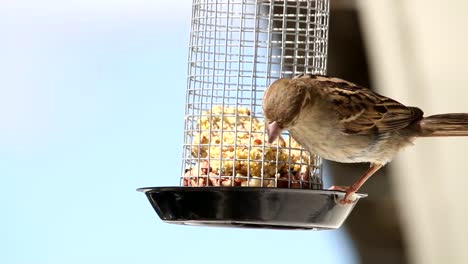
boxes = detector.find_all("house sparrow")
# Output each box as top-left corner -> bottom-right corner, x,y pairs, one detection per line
263,74 -> 468,204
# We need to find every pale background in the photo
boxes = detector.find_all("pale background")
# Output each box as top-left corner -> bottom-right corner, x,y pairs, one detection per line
357,1 -> 468,263
0,1 -> 356,263
2,0 -> 468,263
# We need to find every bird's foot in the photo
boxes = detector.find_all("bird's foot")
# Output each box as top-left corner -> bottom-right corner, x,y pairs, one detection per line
328,185 -> 358,205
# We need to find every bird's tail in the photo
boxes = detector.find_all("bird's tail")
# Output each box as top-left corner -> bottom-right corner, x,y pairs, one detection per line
418,113 -> 468,137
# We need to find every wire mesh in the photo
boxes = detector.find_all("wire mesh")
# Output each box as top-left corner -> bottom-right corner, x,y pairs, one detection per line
181,0 -> 330,189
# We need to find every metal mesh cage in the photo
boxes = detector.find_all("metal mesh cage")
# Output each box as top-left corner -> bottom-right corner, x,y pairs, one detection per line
182,0 -> 330,189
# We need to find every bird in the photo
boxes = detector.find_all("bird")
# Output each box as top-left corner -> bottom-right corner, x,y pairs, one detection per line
262,73 -> 468,204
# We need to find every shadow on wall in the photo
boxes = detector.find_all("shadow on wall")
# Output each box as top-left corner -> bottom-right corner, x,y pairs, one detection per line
325,5 -> 408,264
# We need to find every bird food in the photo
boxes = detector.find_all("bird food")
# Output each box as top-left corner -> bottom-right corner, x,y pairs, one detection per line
183,106 -> 317,188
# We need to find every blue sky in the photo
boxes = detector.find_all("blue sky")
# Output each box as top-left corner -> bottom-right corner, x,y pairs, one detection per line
1,1 -> 357,263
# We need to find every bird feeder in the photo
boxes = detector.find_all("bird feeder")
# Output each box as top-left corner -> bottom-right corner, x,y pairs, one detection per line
138,0 -> 365,230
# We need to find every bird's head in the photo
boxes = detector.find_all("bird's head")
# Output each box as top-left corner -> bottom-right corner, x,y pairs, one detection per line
262,77 -> 308,144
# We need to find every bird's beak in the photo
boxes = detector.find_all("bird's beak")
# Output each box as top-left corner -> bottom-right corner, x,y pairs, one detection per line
267,121 -> 282,144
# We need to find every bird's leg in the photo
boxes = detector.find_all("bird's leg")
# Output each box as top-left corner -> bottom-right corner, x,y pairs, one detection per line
329,163 -> 383,204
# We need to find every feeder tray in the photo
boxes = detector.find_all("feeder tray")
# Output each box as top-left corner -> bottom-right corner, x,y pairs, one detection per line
138,187 -> 366,230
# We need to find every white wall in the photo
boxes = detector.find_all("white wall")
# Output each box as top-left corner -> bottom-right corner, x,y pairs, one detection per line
357,1 -> 468,263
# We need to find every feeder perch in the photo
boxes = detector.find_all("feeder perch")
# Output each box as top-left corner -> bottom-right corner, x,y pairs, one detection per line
138,0 -> 366,230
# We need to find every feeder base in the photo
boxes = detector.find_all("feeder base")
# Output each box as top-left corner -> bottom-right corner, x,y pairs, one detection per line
137,187 -> 366,230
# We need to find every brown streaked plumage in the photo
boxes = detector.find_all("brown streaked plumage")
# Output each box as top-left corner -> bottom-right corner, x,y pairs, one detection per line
263,73 -> 468,204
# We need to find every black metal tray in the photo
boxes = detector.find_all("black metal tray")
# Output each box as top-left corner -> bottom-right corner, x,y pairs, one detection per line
137,187 -> 366,230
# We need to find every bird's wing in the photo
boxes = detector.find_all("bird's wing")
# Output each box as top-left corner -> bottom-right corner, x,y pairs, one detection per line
300,75 -> 424,135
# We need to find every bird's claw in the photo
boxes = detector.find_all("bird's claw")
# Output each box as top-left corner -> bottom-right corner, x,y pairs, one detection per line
329,185 -> 357,205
